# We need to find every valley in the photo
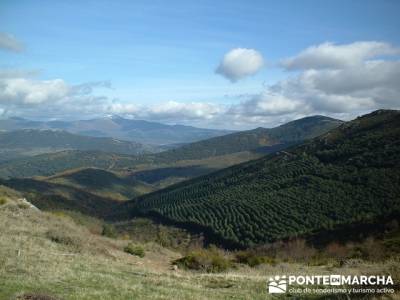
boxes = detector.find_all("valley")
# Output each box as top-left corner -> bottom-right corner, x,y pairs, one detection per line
0,111 -> 399,300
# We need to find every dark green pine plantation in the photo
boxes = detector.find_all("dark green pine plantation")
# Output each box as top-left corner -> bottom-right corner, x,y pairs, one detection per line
116,110 -> 400,248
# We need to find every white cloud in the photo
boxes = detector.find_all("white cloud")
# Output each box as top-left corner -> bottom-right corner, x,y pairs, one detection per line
0,32 -> 24,53
302,60 -> 400,95
144,101 -> 221,120
0,78 -> 69,104
216,48 -> 264,82
108,101 -> 222,122
285,59 -> 400,112
224,41 -> 400,127
229,92 -> 305,117
281,41 -> 400,70
0,75 -> 115,121
1,40 -> 399,129
0,74 -> 222,124
107,103 -> 140,115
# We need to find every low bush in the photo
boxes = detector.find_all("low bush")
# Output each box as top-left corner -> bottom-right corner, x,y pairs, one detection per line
383,236 -> 400,253
46,228 -> 83,251
124,243 -> 145,257
102,223 -> 118,238
306,255 -> 333,266
17,203 -> 30,209
235,251 -> 276,267
0,197 -> 6,205
349,245 -> 369,260
173,247 -> 231,272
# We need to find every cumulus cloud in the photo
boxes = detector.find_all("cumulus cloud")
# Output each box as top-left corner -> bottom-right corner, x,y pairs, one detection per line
108,101 -> 222,122
1,40 -> 399,129
0,78 -> 69,105
143,101 -> 221,120
0,32 -> 24,53
281,41 -> 399,70
229,92 -> 305,117
225,41 -> 400,127
0,74 -> 114,120
216,48 -> 264,82
0,73 -> 222,124
302,60 -> 400,95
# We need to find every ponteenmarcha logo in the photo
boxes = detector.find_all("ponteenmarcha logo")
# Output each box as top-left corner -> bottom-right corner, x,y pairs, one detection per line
267,274 -> 394,295
267,275 -> 287,293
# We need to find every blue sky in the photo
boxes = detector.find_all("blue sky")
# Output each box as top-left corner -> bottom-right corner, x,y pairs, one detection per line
0,0 -> 399,129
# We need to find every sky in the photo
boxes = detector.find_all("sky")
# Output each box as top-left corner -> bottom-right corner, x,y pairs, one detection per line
0,0 -> 399,129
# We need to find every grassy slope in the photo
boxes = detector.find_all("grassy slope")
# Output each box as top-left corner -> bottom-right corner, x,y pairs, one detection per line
116,110 -> 400,248
1,187 -> 399,300
0,188 -> 271,300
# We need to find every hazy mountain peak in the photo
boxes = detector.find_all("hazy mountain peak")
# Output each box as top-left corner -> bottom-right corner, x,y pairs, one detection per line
0,116 -> 232,145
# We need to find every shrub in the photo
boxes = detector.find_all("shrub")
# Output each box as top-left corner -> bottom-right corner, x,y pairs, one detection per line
383,236 -> 400,253
325,242 -> 349,260
46,229 -> 83,251
124,243 -> 145,257
173,248 -> 231,272
307,255 -> 332,266
102,223 -> 117,238
0,197 -> 6,205
273,238 -> 317,262
235,251 -> 275,267
348,246 -> 369,260
17,203 -> 30,209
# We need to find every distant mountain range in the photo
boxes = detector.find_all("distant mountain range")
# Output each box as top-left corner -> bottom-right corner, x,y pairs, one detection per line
0,116 -> 232,145
114,110 -> 400,248
0,115 -> 343,179
0,129 -> 155,162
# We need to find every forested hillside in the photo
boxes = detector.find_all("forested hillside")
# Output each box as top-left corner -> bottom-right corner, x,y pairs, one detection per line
138,115 -> 342,163
0,151 -> 140,178
117,110 -> 400,248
